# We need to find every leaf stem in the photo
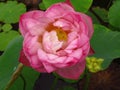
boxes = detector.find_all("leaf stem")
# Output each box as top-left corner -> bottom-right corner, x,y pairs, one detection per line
20,74 -> 26,90
50,75 -> 58,90
90,8 -> 108,26
107,0 -> 113,9
84,69 -> 91,90
4,63 -> 24,90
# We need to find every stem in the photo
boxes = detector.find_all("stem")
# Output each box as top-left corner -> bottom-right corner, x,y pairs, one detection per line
5,63 -> 24,90
20,74 -> 26,90
84,69 -> 91,90
107,0 -> 113,9
50,76 -> 58,90
90,8 -> 108,26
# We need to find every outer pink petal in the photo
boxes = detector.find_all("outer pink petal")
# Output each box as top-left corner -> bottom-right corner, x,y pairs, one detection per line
79,13 -> 94,38
22,34 -> 47,72
53,19 -> 72,30
56,60 -> 86,80
69,48 -> 82,60
19,49 -> 47,72
62,12 -> 80,24
65,0 -> 73,7
20,18 -> 45,36
53,57 -> 76,68
23,34 -> 41,55
29,55 -> 47,72
37,49 -> 72,72
66,33 -> 89,51
77,33 -> 89,47
45,2 -> 74,19
19,10 -> 44,36
19,49 -> 31,67
38,48 -> 57,72
88,46 -> 95,55
20,10 -> 44,20
65,39 -> 78,50
37,48 -> 78,71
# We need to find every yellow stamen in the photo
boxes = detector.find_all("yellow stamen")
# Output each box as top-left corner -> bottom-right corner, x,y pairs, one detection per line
56,28 -> 67,41
45,23 -> 68,41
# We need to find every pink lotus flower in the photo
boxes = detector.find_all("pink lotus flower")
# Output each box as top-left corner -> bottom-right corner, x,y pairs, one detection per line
19,1 -> 94,79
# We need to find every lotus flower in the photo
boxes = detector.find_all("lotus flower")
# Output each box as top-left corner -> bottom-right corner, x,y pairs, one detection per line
19,1 -> 94,79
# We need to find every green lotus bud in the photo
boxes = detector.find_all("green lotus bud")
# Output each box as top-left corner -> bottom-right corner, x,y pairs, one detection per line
86,57 -> 104,73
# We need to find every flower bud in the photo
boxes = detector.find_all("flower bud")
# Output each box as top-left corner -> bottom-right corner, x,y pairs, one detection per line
86,57 -> 104,73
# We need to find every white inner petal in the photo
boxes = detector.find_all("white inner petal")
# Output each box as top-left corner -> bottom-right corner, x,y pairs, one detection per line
42,31 -> 63,53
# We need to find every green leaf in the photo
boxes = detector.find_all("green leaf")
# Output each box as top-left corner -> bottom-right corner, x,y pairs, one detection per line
39,2 -> 46,10
63,73 -> 84,83
86,11 -> 100,24
10,67 -> 39,90
0,31 -> 20,51
9,77 -> 24,90
0,24 -> 2,31
2,24 -> 12,32
43,0 -> 65,9
0,1 -> 26,23
40,0 -> 93,13
91,24 -> 120,69
92,7 -> 108,23
108,24 -> 120,31
63,78 -> 78,83
21,67 -> 39,90
71,0 -> 93,13
108,0 -> 120,28
63,86 -> 75,90
0,36 -> 23,90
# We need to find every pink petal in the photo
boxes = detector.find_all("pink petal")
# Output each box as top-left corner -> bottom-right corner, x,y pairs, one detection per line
45,3 -> 74,19
38,49 -> 76,70
67,31 -> 78,43
30,55 -> 41,66
61,12 -> 92,37
82,42 -> 90,55
79,13 -> 94,38
41,62 -> 57,73
52,57 -> 72,68
46,53 -> 75,67
23,34 -> 41,55
77,33 -> 89,47
38,49 -> 57,72
42,31 -> 63,53
52,56 -> 67,64
38,49 -> 66,67
65,39 -> 78,51
48,56 -> 75,68
65,0 -> 73,7
88,46 -> 95,55
53,19 -> 71,29
30,55 -> 47,72
19,18 -> 47,36
19,49 -> 31,67
22,48 -> 47,72
30,59 -> 47,72
56,60 -> 86,80
20,10 -> 44,20
69,48 -> 82,60
22,34 -> 47,72
37,48 -> 48,61
65,33 -> 89,51
19,10 -> 44,36
62,12 -> 78,24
